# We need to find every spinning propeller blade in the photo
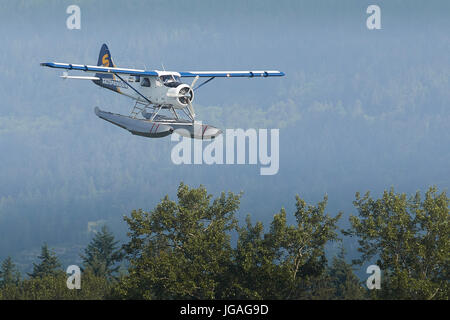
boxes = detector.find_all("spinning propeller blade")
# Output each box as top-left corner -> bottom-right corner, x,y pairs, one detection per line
191,75 -> 199,88
187,76 -> 199,120
188,100 -> 195,120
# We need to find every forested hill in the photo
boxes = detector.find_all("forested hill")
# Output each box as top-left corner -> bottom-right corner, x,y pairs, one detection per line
0,0 -> 449,275
0,184 -> 448,300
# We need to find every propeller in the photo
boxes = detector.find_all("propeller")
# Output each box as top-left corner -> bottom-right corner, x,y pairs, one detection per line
166,77 -> 198,121
187,76 -> 199,120
187,100 -> 195,120
191,75 -> 199,89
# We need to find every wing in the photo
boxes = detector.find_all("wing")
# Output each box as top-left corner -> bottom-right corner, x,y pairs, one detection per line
41,62 -> 285,78
178,70 -> 285,78
40,62 -> 159,77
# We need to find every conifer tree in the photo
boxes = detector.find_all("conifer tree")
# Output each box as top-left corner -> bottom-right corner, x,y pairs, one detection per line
81,225 -> 123,279
327,247 -> 366,299
28,243 -> 62,278
0,257 -> 21,287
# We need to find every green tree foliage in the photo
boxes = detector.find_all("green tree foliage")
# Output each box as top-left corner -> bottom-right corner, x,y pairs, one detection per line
0,249 -> 113,300
0,257 -> 20,288
116,184 -> 345,300
327,248 -> 367,300
1,184 -> 447,300
117,183 -> 241,299
0,270 -> 112,300
81,225 -> 123,280
231,195 -> 342,299
28,243 -> 62,279
345,186 -> 449,299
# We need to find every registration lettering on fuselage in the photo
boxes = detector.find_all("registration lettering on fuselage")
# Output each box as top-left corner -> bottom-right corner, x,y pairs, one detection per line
102,78 -> 128,88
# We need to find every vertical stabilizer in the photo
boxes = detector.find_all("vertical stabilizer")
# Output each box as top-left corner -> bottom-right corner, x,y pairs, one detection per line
93,44 -> 120,92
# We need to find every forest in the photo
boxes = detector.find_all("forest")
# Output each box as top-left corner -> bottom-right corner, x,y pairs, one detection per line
0,183 -> 448,300
0,0 -> 449,301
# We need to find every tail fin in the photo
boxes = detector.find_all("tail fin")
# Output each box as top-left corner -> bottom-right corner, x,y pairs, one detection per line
97,44 -> 115,67
93,44 -> 120,92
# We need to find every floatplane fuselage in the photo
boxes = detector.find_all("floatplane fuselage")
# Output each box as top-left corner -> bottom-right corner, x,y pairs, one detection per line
41,44 -> 285,139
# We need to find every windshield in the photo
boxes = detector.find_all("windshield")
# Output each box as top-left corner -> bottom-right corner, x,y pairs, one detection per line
160,75 -> 181,87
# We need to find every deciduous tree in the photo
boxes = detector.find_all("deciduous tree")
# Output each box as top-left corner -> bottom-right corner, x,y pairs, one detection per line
118,183 -> 240,299
345,186 -> 449,299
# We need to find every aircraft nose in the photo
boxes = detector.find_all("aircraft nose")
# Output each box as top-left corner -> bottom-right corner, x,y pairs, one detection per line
177,85 -> 194,105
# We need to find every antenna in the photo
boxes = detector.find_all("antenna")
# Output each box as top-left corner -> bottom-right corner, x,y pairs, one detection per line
161,63 -> 166,71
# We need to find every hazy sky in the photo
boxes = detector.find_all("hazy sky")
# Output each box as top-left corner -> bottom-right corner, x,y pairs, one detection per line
0,0 -> 449,270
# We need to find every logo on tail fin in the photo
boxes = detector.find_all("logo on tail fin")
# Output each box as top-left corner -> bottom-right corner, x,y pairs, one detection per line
102,53 -> 110,67
97,44 -> 114,67
94,44 -> 121,92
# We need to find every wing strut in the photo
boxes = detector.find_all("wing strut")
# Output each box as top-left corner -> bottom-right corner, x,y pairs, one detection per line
193,77 -> 215,91
113,73 -> 152,104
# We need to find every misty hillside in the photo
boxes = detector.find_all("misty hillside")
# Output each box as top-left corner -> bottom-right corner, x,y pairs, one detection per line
0,0 -> 449,275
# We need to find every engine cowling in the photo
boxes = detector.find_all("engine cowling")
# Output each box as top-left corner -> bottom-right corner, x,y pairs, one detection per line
166,84 -> 194,109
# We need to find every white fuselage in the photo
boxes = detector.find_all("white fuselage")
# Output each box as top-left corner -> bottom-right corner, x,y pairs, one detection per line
108,71 -> 194,109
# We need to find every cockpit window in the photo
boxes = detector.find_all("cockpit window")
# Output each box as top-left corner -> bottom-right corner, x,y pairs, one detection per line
160,75 -> 181,87
141,77 -> 150,87
160,75 -> 180,83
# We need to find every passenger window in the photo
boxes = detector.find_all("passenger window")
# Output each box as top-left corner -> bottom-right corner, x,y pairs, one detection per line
141,78 -> 150,87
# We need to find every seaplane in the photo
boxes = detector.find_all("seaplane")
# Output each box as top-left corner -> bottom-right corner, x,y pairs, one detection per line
41,44 -> 285,139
